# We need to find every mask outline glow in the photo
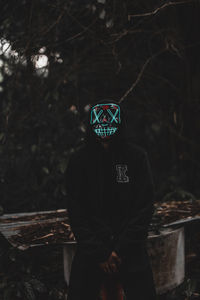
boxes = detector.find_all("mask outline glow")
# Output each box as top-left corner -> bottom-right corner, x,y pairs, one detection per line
90,103 -> 121,138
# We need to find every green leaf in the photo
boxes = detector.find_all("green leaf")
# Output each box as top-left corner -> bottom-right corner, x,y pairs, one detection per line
42,167 -> 49,175
59,158 -> 69,174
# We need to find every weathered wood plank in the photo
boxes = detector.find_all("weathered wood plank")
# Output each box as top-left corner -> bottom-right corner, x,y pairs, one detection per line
0,209 -> 75,250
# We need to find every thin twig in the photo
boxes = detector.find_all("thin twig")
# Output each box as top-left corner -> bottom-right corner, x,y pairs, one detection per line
119,49 -> 165,103
61,222 -> 70,228
32,233 -> 54,241
41,10 -> 65,35
128,0 -> 194,20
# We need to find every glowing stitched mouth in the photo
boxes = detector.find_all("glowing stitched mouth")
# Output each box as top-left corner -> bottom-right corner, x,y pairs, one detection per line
94,127 -> 118,137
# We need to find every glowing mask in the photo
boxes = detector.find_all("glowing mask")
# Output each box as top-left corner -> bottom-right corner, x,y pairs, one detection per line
90,103 -> 121,139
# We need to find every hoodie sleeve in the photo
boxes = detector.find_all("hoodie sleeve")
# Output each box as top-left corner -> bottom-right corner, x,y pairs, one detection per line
114,150 -> 155,258
65,153 -> 112,263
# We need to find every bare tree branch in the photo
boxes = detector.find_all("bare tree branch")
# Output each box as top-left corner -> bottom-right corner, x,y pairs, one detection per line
128,0 -> 195,20
108,29 -> 150,44
41,10 -> 66,35
119,49 -> 166,103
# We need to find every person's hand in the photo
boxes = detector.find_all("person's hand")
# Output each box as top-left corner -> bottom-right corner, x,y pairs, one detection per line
99,251 -> 122,273
99,261 -> 113,273
109,251 -> 122,267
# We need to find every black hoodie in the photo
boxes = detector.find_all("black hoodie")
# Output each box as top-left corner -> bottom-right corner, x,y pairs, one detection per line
65,100 -> 155,271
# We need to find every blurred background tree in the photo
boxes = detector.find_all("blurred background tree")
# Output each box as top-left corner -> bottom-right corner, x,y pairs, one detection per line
0,0 -> 200,213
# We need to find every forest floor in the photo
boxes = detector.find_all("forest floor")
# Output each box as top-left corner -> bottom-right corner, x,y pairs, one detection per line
1,201 -> 200,299
1,236 -> 200,300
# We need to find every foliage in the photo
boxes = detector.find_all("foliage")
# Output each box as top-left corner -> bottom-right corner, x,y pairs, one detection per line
0,238 -> 66,300
0,0 -> 200,208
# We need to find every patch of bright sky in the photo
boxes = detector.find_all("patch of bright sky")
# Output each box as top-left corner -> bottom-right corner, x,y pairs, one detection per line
0,40 -> 64,81
0,38 -> 11,58
39,46 -> 46,54
31,46 -> 49,72
0,39 -> 49,70
32,54 -> 48,69
0,40 -> 50,89
31,47 -> 49,77
0,38 -> 27,66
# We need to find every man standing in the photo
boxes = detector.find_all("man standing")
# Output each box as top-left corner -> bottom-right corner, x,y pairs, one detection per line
65,100 -> 157,299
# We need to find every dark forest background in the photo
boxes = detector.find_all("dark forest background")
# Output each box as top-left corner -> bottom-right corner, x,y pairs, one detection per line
1,1 -> 200,300
0,0 -> 200,212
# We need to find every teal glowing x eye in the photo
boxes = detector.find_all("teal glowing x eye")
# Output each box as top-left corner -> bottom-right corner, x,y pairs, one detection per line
90,103 -> 121,125
90,103 -> 121,139
92,109 -> 103,124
